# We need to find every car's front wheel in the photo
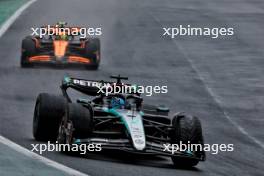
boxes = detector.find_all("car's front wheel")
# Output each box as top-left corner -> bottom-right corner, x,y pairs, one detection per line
33,93 -> 66,141
21,36 -> 36,67
170,113 -> 205,167
68,103 -> 93,139
84,38 -> 100,70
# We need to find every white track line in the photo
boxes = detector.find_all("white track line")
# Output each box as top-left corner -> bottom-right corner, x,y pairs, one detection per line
0,135 -> 89,176
0,1 -> 89,176
150,14 -> 264,150
0,0 -> 37,37
174,40 -> 264,150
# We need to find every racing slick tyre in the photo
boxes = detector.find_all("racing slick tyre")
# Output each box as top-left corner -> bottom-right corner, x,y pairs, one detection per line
68,103 -> 93,139
33,93 -> 66,141
21,36 -> 36,67
84,38 -> 100,70
170,114 -> 204,167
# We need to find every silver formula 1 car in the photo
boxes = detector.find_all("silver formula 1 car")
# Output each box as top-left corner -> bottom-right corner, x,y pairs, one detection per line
33,75 -> 206,167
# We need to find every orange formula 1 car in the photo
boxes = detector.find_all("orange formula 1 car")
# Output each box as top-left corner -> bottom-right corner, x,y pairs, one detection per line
21,22 -> 100,69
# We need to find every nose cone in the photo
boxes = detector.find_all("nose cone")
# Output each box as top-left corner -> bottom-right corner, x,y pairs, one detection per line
53,40 -> 68,57
117,109 -> 146,151
130,126 -> 146,151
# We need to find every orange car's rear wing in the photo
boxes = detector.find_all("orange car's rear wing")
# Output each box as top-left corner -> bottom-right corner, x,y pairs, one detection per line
41,25 -> 84,36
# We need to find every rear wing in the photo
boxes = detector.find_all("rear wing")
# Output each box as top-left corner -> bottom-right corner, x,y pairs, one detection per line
61,76 -> 140,102
41,25 -> 84,36
61,76 -> 111,97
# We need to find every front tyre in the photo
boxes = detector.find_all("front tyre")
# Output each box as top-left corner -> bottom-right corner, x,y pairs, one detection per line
170,114 -> 205,167
33,93 -> 66,141
68,103 -> 93,139
84,38 -> 100,70
21,36 -> 36,67
57,103 -> 92,155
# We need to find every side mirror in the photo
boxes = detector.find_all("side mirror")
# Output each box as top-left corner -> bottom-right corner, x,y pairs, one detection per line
156,105 -> 170,113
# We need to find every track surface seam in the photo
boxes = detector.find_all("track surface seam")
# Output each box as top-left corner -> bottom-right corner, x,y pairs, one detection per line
148,12 -> 264,150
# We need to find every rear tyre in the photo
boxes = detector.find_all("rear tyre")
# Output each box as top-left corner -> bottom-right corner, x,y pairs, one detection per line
84,38 -> 100,70
68,103 -> 93,139
170,114 -> 204,167
89,64 -> 99,70
21,36 -> 36,67
33,93 -> 66,141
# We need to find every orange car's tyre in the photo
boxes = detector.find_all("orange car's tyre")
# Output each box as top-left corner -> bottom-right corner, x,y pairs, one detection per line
21,36 -> 36,67
85,38 -> 100,69
86,64 -> 99,70
33,93 -> 66,141
92,64 -> 99,70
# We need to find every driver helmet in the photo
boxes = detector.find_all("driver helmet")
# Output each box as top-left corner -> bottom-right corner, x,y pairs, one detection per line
55,34 -> 68,40
60,34 -> 68,40
57,21 -> 67,28
55,21 -> 68,40
110,97 -> 125,109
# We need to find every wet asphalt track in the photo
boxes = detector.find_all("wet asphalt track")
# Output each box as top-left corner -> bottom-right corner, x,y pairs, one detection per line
1,0 -> 264,175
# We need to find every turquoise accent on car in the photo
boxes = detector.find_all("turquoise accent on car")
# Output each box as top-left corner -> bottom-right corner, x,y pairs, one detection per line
185,150 -> 194,155
157,105 -> 170,112
104,108 -> 130,133
63,76 -> 71,84
74,139 -> 81,144
103,108 -> 144,135
77,98 -> 89,104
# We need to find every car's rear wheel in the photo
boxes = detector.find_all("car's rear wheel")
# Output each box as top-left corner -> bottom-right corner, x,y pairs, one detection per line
68,103 -> 93,139
170,114 -> 205,167
33,93 -> 66,141
21,36 -> 36,67
84,38 -> 100,70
